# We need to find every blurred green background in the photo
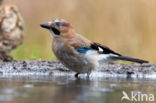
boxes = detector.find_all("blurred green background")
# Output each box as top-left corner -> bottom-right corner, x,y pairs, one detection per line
3,0 -> 156,62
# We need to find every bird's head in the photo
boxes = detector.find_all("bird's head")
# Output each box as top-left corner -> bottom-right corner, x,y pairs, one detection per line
40,19 -> 75,38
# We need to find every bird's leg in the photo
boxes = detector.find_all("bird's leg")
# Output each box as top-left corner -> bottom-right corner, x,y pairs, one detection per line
87,71 -> 91,78
75,73 -> 79,78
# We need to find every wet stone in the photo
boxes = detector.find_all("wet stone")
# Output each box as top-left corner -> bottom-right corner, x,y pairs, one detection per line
0,60 -> 155,79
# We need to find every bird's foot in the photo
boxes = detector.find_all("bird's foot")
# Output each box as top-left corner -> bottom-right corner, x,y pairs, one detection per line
75,72 -> 91,78
0,53 -> 13,62
75,73 -> 79,78
87,72 -> 91,78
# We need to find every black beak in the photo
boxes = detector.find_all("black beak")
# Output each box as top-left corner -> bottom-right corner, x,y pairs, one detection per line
40,23 -> 50,29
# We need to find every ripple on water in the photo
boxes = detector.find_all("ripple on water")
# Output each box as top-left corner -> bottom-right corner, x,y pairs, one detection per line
0,88 -> 29,101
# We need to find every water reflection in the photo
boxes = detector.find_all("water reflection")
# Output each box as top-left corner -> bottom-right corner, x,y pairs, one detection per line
0,76 -> 155,103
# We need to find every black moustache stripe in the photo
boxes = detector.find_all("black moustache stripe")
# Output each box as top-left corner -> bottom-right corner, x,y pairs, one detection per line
51,28 -> 60,35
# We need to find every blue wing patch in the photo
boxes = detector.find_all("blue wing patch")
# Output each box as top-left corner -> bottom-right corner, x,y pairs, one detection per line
76,46 -> 92,53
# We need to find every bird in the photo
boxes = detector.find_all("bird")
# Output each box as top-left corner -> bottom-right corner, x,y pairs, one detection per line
0,5 -> 24,61
40,19 -> 149,77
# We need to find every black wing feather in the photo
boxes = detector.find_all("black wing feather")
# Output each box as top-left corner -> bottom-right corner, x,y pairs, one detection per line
90,42 -> 148,64
91,42 -> 121,56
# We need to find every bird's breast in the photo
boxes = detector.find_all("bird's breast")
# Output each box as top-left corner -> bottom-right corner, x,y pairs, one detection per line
52,38 -> 78,63
52,39 -> 96,73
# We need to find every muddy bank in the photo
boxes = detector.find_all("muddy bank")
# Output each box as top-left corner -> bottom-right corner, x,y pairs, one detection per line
0,60 -> 155,78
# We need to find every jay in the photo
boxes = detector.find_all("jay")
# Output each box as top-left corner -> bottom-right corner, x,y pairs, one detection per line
40,19 -> 148,77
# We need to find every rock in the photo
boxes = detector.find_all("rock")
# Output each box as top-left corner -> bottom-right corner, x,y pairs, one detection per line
0,60 -> 155,79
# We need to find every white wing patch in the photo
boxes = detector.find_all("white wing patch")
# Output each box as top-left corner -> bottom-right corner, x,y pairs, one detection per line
84,50 -> 109,61
98,47 -> 103,52
84,50 -> 119,64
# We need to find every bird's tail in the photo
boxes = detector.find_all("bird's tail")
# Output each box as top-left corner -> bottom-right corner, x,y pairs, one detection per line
111,56 -> 149,64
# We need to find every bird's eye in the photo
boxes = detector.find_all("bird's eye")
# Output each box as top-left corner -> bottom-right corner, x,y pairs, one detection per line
56,22 -> 60,27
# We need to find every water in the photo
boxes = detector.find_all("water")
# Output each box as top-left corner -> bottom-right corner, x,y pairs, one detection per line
0,76 -> 155,103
